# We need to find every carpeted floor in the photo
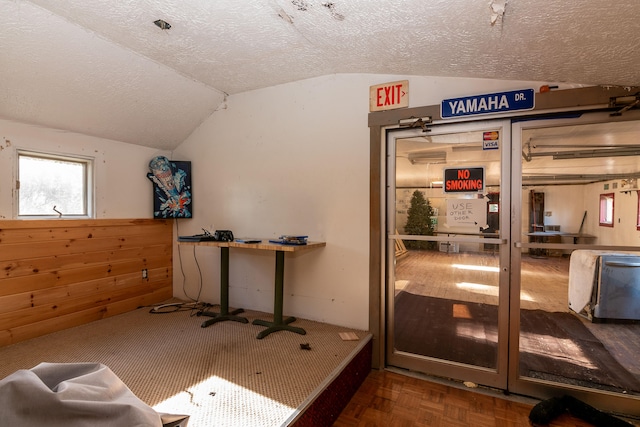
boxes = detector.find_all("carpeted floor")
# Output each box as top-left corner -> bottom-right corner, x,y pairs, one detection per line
520,309 -> 640,393
394,291 -> 498,368
394,291 -> 640,395
0,301 -> 370,427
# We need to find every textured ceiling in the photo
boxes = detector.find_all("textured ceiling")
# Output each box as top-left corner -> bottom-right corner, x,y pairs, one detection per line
1,0 -> 639,149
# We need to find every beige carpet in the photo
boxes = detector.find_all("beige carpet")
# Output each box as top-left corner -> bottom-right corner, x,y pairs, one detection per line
0,300 -> 370,427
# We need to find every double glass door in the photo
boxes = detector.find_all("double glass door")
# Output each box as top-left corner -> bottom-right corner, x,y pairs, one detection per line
386,111 -> 640,414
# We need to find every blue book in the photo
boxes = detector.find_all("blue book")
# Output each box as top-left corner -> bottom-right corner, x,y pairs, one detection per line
235,238 -> 262,243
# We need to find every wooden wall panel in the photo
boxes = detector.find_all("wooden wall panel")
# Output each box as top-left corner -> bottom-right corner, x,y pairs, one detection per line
0,219 -> 173,346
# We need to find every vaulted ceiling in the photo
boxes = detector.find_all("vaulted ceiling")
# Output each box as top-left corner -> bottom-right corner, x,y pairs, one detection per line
2,1 -> 639,150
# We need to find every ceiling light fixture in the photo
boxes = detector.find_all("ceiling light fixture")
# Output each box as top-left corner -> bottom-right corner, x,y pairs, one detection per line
551,147 -> 640,160
522,139 -> 640,161
451,145 -> 482,152
522,172 -> 640,184
407,151 -> 447,164
154,19 -> 171,30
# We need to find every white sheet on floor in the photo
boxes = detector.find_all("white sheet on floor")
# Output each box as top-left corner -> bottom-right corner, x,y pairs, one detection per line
0,362 -> 163,427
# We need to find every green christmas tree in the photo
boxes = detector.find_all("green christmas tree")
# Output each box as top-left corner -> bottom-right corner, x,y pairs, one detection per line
404,190 -> 436,250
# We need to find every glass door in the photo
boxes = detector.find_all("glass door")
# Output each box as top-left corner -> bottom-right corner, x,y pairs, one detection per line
386,119 -> 511,389
385,109 -> 640,416
509,111 -> 640,415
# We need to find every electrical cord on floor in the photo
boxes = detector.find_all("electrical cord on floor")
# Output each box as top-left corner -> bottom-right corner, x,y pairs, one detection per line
175,219 -> 209,317
138,219 -> 213,316
147,301 -> 213,314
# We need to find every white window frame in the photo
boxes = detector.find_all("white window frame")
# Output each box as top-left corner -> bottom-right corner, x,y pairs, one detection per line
16,150 -> 95,219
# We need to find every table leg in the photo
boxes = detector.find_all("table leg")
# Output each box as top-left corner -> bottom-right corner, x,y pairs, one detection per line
200,246 -> 248,327
252,250 -> 306,339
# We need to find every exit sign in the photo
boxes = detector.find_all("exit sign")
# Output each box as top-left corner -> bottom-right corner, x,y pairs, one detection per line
369,80 -> 409,112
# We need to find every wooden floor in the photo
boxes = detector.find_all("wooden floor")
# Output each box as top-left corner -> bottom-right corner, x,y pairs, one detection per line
394,250 -> 640,381
368,249 -> 640,425
395,250 -> 570,311
333,369 -> 639,427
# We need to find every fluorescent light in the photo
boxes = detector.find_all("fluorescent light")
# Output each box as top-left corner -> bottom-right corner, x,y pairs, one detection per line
408,151 -> 446,164
524,144 -> 640,161
451,145 -> 482,152
552,147 -> 640,159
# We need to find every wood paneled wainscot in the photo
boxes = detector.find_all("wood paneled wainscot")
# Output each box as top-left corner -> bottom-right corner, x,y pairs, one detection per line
0,219 -> 173,346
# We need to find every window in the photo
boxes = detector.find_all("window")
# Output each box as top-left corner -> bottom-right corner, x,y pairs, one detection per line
599,193 -> 614,227
17,151 -> 93,218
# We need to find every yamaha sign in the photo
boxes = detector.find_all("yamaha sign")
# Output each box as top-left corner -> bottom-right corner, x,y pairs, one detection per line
441,89 -> 535,118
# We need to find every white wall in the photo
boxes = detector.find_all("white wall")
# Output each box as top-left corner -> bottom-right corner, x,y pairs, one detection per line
172,73 -> 572,330
172,75 -> 372,330
522,182 -> 640,247
0,119 -> 170,219
521,185 -> 587,236
0,75 -> 585,331
585,181 -> 640,246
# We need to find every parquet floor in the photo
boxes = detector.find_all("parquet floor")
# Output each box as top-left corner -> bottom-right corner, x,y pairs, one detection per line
333,370 -> 638,427
341,249 -> 640,426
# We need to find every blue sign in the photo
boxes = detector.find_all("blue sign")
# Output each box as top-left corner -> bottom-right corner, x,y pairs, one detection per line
441,89 -> 535,118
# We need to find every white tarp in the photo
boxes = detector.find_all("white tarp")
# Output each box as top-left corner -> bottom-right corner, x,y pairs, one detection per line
0,362 -> 163,427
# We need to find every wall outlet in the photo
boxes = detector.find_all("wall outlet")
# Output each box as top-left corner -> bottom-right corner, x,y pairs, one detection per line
142,269 -> 148,279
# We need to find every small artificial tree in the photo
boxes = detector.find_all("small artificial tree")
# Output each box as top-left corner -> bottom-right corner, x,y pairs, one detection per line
404,190 -> 436,250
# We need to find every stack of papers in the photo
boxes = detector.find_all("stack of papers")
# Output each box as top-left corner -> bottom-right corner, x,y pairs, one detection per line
269,235 -> 308,245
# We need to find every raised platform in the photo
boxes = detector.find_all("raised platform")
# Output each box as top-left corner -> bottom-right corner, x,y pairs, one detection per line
0,300 -> 371,426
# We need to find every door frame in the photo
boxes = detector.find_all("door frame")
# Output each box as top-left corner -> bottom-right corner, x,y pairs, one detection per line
368,86 -> 640,413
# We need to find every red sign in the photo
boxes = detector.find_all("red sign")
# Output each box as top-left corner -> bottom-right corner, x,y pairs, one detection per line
444,167 -> 485,193
369,80 -> 409,112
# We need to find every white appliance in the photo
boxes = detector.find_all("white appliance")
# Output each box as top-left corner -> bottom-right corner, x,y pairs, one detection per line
568,251 -> 640,322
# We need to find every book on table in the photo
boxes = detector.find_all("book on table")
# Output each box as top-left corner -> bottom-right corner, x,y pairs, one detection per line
235,238 -> 262,244
268,235 -> 308,245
